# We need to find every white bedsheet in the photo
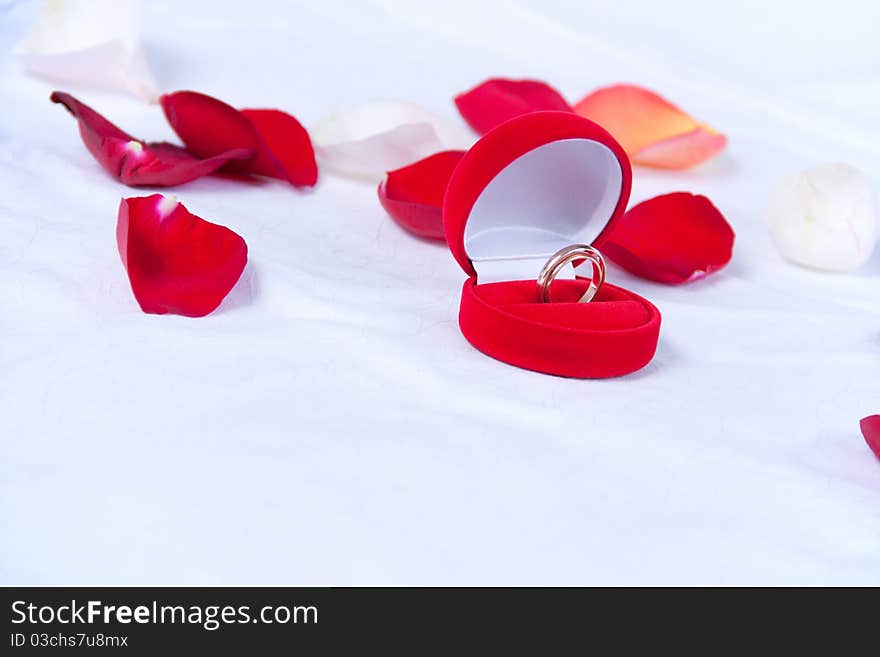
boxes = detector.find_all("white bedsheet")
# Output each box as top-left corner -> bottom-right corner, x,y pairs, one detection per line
1,0 -> 878,585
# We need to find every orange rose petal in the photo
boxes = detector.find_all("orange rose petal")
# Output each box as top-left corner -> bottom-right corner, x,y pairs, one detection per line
573,84 -> 726,169
632,126 -> 727,170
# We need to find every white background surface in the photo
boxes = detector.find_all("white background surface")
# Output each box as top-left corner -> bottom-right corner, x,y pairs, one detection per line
1,0 -> 879,585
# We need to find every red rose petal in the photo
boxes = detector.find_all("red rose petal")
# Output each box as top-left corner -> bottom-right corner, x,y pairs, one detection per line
51,91 -> 254,186
161,91 -> 317,188
240,109 -> 318,187
860,416 -> 880,460
602,192 -> 734,285
117,194 -> 248,317
454,78 -> 572,135
160,90 -> 262,160
378,150 -> 464,240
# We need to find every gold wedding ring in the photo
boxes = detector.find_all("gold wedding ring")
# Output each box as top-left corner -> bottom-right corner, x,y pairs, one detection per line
537,244 -> 606,303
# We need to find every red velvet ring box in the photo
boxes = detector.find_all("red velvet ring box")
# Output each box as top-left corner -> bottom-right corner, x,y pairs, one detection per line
442,111 -> 661,378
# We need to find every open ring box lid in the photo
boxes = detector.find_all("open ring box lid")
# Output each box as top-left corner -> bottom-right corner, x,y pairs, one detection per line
442,111 -> 661,378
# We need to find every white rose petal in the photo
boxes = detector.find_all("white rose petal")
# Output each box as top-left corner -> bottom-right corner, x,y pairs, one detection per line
766,163 -> 878,271
311,101 -> 475,182
15,0 -> 160,103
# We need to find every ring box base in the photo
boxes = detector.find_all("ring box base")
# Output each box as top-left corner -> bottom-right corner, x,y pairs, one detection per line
459,277 -> 661,378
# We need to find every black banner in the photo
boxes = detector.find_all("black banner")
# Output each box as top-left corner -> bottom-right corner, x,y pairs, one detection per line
2,586 -> 857,652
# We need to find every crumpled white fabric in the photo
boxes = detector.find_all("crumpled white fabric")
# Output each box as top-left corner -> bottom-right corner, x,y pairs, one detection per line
311,101 -> 475,181
15,0 -> 159,102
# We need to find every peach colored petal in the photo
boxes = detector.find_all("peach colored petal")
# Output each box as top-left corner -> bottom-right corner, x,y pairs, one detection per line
632,127 -> 727,170
573,84 -> 726,169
